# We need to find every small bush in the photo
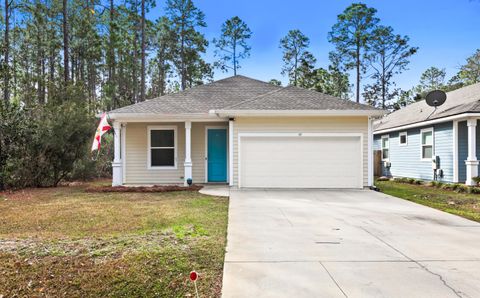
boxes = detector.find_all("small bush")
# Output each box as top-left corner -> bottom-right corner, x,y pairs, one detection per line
455,184 -> 470,193
451,184 -> 462,191
429,181 -> 444,188
473,177 -> 480,185
441,183 -> 456,191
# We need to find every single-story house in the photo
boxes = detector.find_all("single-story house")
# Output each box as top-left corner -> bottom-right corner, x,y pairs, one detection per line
373,82 -> 480,185
108,75 -> 385,189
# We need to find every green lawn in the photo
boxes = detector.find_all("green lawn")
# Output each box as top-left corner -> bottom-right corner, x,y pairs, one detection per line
375,180 -> 480,222
0,183 -> 228,297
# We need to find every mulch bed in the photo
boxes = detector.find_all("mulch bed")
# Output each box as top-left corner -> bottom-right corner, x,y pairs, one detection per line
85,185 -> 203,193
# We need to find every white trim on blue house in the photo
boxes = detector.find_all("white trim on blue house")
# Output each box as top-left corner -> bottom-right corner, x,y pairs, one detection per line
453,121 -> 459,183
381,135 -> 390,161
420,127 -> 434,161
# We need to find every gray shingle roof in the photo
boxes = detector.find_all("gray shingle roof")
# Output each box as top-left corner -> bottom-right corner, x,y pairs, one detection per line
110,75 -> 381,115
110,76 -> 280,114
375,82 -> 480,132
219,85 -> 379,111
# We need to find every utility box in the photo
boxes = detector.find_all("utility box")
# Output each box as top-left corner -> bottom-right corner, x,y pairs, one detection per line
432,156 -> 440,170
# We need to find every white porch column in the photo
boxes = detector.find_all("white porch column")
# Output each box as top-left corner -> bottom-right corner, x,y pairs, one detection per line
465,118 -> 479,185
112,121 -> 123,186
229,118 -> 234,186
184,121 -> 193,186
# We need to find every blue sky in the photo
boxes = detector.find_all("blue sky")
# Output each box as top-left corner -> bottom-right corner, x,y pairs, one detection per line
150,0 -> 480,101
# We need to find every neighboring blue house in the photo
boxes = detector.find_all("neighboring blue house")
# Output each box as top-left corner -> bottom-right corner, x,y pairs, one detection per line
373,83 -> 480,185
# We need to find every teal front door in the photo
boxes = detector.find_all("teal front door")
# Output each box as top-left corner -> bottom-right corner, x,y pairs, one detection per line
207,129 -> 227,182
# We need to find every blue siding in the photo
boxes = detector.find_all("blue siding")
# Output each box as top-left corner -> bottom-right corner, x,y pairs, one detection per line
458,121 -> 467,182
458,120 -> 480,183
374,122 -> 454,182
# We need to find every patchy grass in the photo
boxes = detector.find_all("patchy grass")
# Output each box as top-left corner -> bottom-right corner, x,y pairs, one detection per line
376,180 -> 480,222
0,183 -> 228,297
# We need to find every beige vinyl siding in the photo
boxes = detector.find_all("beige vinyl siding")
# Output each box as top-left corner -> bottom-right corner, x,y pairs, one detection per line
232,116 -> 369,187
125,122 -> 225,185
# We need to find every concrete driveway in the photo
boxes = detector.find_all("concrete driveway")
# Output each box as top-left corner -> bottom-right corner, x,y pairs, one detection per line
222,189 -> 480,298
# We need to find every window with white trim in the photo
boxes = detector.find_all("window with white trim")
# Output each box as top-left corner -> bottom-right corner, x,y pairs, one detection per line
381,135 -> 389,160
399,132 -> 407,146
148,127 -> 176,168
421,128 -> 433,160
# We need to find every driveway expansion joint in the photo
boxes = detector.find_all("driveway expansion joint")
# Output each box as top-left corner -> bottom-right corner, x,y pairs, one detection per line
360,226 -> 464,298
319,261 -> 348,298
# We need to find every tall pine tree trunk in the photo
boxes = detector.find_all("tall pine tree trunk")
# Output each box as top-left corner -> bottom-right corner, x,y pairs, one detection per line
140,0 -> 146,101
108,0 -> 116,108
233,38 -> 236,75
63,0 -> 69,85
355,44 -> 360,103
180,19 -> 186,90
3,0 -> 10,104
132,31 -> 138,103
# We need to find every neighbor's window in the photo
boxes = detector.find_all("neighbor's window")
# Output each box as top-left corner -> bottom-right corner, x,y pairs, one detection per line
421,128 -> 433,160
381,135 -> 389,160
149,127 -> 176,168
399,132 -> 407,146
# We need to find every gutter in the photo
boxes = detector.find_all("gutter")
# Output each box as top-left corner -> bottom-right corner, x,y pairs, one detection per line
374,112 -> 480,134
210,109 -> 387,117
108,112 -> 227,122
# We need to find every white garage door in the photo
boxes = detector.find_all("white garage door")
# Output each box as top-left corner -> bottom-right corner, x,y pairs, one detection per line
240,135 -> 362,188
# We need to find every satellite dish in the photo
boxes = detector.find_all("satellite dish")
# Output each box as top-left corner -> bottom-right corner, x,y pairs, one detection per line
425,90 -> 447,108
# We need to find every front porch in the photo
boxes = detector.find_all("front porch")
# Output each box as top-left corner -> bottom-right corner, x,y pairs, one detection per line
456,118 -> 480,185
111,119 -> 234,187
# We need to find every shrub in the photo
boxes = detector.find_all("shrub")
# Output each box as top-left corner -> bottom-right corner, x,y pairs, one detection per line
69,134 -> 113,181
441,183 -> 454,191
473,177 -> 480,185
430,181 -> 444,188
455,184 -> 470,193
0,99 -> 108,190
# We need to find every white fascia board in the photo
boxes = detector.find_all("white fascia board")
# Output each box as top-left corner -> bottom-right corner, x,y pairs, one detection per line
210,109 -> 387,117
374,113 -> 480,135
108,112 -> 228,122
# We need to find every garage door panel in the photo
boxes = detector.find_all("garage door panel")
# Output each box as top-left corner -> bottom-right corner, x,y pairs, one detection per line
240,136 -> 361,188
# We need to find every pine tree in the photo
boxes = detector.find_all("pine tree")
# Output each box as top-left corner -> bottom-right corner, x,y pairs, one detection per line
213,16 -> 252,75
328,3 -> 379,102
165,0 -> 208,90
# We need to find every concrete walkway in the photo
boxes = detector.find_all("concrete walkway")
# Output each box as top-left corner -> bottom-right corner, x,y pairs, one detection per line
199,185 -> 230,197
222,189 -> 480,298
